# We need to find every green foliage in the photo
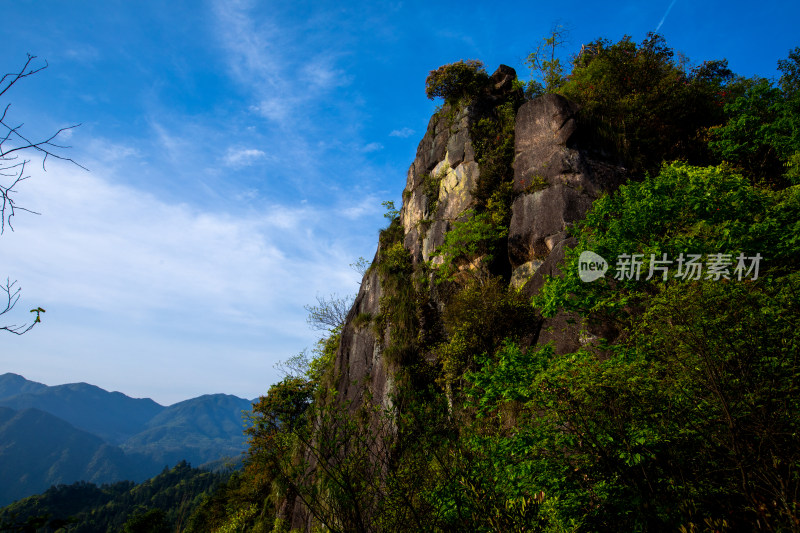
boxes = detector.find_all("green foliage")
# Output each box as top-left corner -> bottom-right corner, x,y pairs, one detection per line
536,162 -> 800,321
123,507 -> 169,533
191,329 -> 342,533
474,275 -> 798,529
709,48 -> 800,187
353,312 -> 372,329
436,277 -> 537,393
557,33 -> 731,176
381,200 -> 399,222
778,46 -> 800,95
247,377 -> 315,437
425,60 -> 490,106
465,272 -> 800,529
514,161 -> 800,529
431,210 -> 507,284
470,100 -> 518,207
277,330 -> 339,387
522,174 -> 549,194
375,223 -> 418,365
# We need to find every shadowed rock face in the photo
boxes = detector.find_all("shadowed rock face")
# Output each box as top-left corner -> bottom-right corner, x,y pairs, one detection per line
333,251 -> 388,410
510,94 -> 627,354
509,93 -> 627,275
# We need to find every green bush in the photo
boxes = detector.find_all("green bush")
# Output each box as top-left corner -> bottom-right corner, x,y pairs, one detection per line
425,60 -> 490,106
536,162 -> 799,322
431,210 -> 507,284
518,161 -> 800,529
437,277 -> 537,392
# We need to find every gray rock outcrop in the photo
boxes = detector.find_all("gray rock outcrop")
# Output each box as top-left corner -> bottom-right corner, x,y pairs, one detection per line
285,72 -> 629,531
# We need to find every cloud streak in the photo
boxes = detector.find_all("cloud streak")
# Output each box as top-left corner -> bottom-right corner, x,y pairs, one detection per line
655,0 -> 678,33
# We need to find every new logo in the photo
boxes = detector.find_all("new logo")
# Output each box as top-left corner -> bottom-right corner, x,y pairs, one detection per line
578,251 -> 608,282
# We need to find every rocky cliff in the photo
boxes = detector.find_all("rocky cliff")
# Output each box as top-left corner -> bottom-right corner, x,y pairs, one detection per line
334,67 -> 626,410
285,66 -> 628,529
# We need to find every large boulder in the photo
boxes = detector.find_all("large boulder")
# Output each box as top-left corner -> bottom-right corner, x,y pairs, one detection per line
508,94 -> 626,279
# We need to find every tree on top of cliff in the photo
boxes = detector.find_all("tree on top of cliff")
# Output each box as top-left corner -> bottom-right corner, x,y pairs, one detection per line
525,24 -> 570,97
555,33 -> 733,176
425,60 -> 490,106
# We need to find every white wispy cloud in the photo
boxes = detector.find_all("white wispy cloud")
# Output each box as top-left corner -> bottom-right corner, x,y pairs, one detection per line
302,59 -> 350,89
63,44 -> 101,64
389,127 -> 415,138
84,138 -> 139,163
341,194 -> 381,220
361,142 -> 384,153
223,147 -> 268,167
0,155 -> 369,403
211,0 -> 346,129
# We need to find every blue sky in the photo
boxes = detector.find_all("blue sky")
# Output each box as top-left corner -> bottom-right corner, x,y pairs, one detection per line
1,0 -> 798,405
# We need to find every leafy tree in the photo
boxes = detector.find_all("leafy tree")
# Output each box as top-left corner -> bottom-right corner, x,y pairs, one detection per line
536,162 -> 798,322
525,24 -> 570,97
247,377 -> 315,437
710,47 -> 800,187
425,60 -> 490,106
557,33 -> 731,176
0,463 -> 229,533
519,161 -> 800,529
431,210 -> 507,284
122,508 -> 170,533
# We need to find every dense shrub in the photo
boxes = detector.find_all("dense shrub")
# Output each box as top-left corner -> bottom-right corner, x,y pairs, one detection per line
425,59 -> 490,106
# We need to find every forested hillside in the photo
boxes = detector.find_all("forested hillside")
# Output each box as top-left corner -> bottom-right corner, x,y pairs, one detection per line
0,461 -> 230,532
190,34 -> 799,532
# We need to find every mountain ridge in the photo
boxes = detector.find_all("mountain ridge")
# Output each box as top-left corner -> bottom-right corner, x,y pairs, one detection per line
0,373 -> 252,506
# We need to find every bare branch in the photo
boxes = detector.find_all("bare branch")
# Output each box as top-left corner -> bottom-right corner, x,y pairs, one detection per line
0,54 -> 48,99
0,54 -> 79,335
0,279 -> 36,335
305,293 -> 355,332
0,118 -> 85,170
0,160 -> 41,234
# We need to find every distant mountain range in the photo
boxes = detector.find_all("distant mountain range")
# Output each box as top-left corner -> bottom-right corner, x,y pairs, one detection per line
0,373 -> 254,506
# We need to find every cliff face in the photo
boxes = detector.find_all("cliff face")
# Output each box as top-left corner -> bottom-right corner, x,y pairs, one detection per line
328,101 -> 481,417
287,67 -> 627,530
332,73 -> 626,413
